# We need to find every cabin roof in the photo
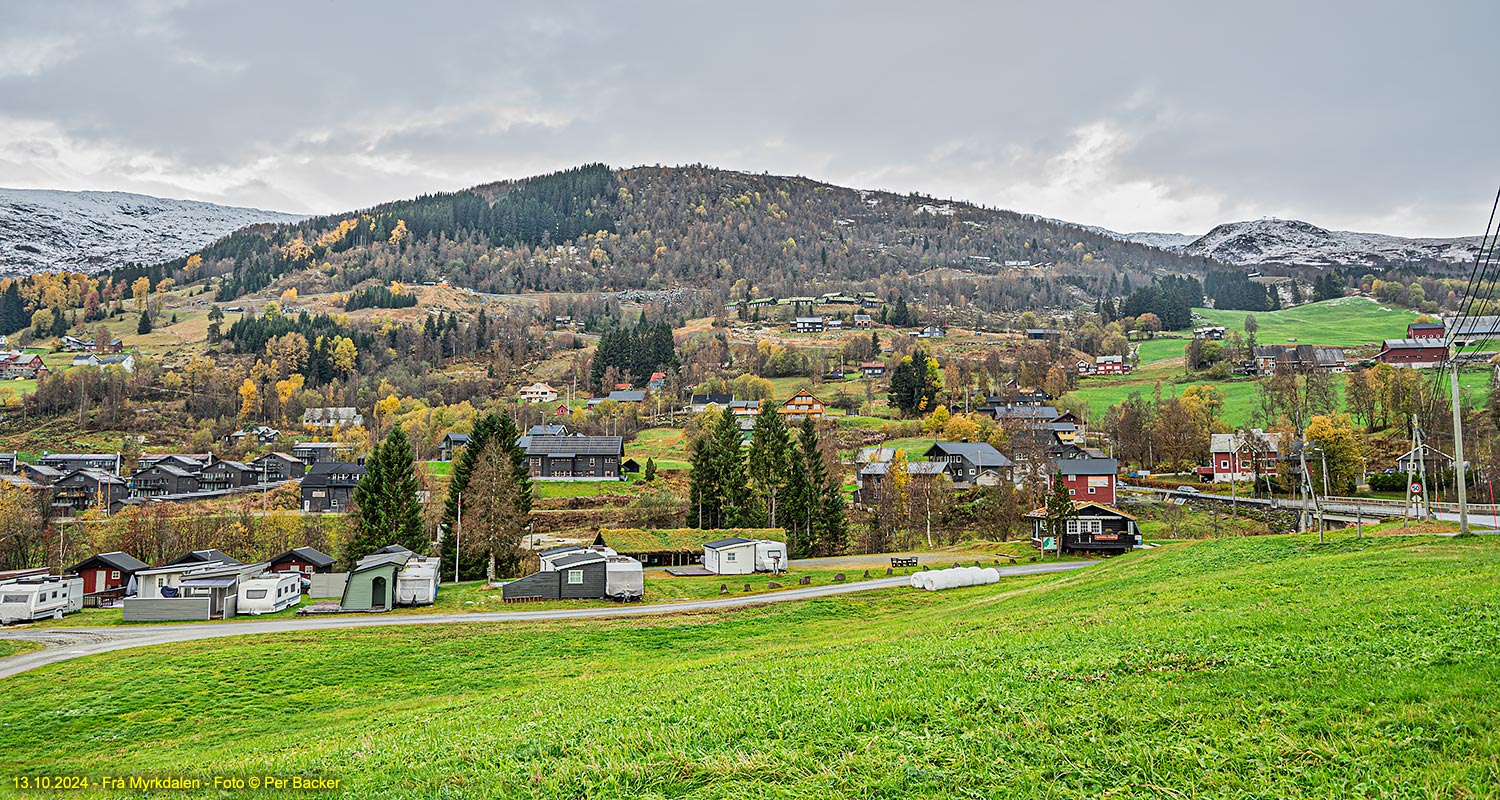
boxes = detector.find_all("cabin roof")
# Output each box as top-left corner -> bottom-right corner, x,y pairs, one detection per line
67,551 -> 148,574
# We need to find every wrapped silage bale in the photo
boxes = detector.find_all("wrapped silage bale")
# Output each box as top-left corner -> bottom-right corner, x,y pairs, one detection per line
981,567 -> 1000,584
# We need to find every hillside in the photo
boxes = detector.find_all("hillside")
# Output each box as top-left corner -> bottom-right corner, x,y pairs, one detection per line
1122,218 -> 1482,269
158,164 -> 1220,318
0,535 -> 1495,797
0,188 -> 306,276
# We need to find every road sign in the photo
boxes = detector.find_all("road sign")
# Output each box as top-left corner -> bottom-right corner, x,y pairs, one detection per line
1410,483 -> 1423,495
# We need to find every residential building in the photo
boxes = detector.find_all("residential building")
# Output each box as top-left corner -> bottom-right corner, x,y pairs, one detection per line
854,460 -> 948,507
1094,355 -> 1130,375
1197,430 -> 1281,483
439,433 -> 470,461
137,454 -> 209,473
250,452 -> 306,482
860,361 -> 886,378
70,353 -> 134,372
51,469 -> 127,515
918,325 -> 946,338
0,352 -> 46,379
128,463 -> 200,498
791,317 -> 826,333
586,390 -> 645,408
301,462 -> 367,512
517,423 -> 573,450
227,425 -> 280,446
518,382 -> 559,403
1251,345 -> 1347,375
1193,326 -> 1227,340
688,393 -> 733,413
524,435 -> 624,479
852,314 -> 873,329
39,453 -> 121,475
302,406 -> 364,429
292,442 -> 352,466
198,460 -> 259,492
1052,456 -> 1119,505
648,372 -> 667,390
1375,339 -> 1448,368
1026,501 -> 1140,554
923,441 -> 1014,488
778,390 -> 825,421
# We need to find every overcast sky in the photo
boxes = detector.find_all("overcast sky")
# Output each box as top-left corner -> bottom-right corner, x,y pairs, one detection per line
1,0 -> 1495,237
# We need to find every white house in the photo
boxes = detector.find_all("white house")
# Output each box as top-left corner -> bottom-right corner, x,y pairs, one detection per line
518,382 -> 559,403
702,537 -> 789,574
237,573 -> 302,615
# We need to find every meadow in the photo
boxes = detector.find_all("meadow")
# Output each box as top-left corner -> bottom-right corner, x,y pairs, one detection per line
1192,296 -> 1417,348
0,534 -> 1495,798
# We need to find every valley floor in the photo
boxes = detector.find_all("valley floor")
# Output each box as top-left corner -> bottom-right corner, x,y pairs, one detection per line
0,535 -> 1495,799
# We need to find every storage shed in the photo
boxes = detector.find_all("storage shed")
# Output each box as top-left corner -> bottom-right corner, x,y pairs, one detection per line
338,549 -> 440,611
67,551 -> 148,605
501,551 -> 643,601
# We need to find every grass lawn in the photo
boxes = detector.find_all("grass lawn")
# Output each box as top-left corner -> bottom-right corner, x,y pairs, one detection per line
626,427 -> 691,470
1193,296 -> 1416,347
1133,336 -> 1188,364
0,535 -> 1495,797
532,477 -> 647,499
0,640 -> 40,659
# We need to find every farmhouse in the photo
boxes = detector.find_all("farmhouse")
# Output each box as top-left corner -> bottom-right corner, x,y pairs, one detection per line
778,389 -> 825,421
1252,345 -> 1347,376
269,546 -> 337,576
860,361 -> 886,378
1376,339 -> 1448,368
923,441 -> 1014,488
1198,430 -> 1281,483
0,352 -> 46,378
439,433 -> 470,461
66,551 -> 148,606
853,314 -> 873,328
301,462 -> 366,512
518,382 -> 558,403
524,435 -> 624,479
1026,501 -> 1140,554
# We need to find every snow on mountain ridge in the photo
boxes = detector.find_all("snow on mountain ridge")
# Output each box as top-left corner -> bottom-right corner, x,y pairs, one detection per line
1179,218 -> 1483,267
0,187 -> 307,276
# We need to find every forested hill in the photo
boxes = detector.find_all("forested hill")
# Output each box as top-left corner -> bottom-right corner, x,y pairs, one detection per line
138,164 -> 1219,316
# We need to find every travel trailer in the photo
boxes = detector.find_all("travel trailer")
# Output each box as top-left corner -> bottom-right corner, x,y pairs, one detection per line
0,576 -> 84,624
237,573 -> 302,615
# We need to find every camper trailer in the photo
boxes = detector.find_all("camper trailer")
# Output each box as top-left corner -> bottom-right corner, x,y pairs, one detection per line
0,576 -> 84,624
604,555 -> 644,601
395,557 -> 440,606
237,573 -> 302,615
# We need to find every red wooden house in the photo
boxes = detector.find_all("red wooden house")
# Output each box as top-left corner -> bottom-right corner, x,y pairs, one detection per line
66,551 -> 148,606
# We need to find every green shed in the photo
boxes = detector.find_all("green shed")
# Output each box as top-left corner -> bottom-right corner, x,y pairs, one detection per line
340,551 -> 411,611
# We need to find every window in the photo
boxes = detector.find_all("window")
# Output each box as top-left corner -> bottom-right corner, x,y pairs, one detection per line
110,570 -> 120,580
1220,460 -> 1229,468
1066,518 -> 1103,535
1068,489 -> 1076,496
726,552 -> 737,561
245,589 -> 268,599
1088,487 -> 1096,494
566,569 -> 584,585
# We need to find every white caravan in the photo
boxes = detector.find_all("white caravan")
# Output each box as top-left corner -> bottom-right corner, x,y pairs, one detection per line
237,573 -> 302,615
0,576 -> 84,624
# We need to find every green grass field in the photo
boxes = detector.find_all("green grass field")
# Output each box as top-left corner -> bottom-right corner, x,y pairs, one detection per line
1193,296 -> 1417,347
1133,336 -> 1189,364
0,535 -> 1495,798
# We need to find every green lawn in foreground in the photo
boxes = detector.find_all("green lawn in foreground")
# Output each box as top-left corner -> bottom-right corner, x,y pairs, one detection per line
0,535 -> 1495,798
1193,296 -> 1417,348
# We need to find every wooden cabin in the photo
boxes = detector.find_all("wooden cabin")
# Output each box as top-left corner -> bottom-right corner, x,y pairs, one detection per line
1026,501 -> 1140,554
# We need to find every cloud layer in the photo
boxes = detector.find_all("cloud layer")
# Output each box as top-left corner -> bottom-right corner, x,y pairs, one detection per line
0,0 -> 1495,237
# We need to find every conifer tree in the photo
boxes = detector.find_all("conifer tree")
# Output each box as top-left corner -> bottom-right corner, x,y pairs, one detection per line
746,402 -> 791,526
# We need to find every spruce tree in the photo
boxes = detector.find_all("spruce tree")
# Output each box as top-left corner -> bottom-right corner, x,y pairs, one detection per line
746,402 -> 791,526
379,426 -> 426,553
687,432 -> 720,528
710,407 -> 750,526
440,413 -> 502,580
347,439 -> 389,564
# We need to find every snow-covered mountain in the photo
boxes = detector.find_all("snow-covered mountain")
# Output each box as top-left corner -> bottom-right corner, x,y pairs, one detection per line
0,188 -> 306,276
1115,218 -> 1482,268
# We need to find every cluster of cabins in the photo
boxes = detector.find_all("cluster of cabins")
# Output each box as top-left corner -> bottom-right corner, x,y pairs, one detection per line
0,442 -> 356,516
0,351 -> 46,379
1,544 -> 443,624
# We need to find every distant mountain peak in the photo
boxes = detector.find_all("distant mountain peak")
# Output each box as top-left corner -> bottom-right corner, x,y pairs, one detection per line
0,187 -> 306,276
1178,217 -> 1481,268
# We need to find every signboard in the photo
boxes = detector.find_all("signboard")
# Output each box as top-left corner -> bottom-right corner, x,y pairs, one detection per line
1041,537 -> 1057,551
1410,483 -> 1423,495
1087,476 -> 1111,487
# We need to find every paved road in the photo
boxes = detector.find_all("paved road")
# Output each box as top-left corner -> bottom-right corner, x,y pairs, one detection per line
0,561 -> 1095,679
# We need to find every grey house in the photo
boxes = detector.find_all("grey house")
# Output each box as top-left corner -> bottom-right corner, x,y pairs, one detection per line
251,452 -> 306,482
51,469 -> 127,515
524,435 -> 624,480
439,433 -> 470,461
501,551 -> 608,600
301,462 -> 366,512
292,442 -> 352,467
39,453 -> 122,475
198,460 -> 260,492
128,463 -> 200,498
923,441 -> 1014,488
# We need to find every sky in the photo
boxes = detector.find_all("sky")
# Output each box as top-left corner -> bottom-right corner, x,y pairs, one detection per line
0,0 -> 1496,238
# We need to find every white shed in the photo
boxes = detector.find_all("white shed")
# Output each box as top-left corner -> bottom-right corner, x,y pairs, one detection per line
703,537 -> 762,575
237,573 -> 302,615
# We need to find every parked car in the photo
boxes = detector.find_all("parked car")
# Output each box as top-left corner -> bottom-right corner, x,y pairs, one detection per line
1174,485 -> 1202,495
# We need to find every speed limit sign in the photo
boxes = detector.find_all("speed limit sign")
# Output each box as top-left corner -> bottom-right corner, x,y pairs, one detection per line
1410,483 -> 1423,495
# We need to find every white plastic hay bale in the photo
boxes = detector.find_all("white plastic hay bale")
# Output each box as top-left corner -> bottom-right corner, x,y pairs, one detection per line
963,566 -> 985,584
981,567 -> 1001,584
909,573 -> 924,589
954,568 -> 975,587
920,572 -> 939,591
932,571 -> 956,590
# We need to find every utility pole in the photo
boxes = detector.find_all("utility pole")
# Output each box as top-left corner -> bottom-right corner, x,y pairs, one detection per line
1404,417 -> 1420,526
1450,364 -> 1470,533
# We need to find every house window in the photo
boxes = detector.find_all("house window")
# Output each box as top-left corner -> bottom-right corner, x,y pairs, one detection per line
726,552 -> 737,561
110,570 -> 120,580
1088,487 -> 1096,494
1068,489 -> 1076,496
566,569 -> 584,585
1220,460 -> 1229,468
1066,518 -> 1104,535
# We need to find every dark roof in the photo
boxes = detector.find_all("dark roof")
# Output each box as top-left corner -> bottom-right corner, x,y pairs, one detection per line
1052,457 -> 1119,476
352,551 -> 411,572
270,546 -> 336,569
551,552 -> 606,568
1409,322 -> 1444,331
168,549 -> 241,566
525,435 -> 623,456
67,551 -> 148,574
302,462 -> 367,486
527,424 -> 570,436
925,441 -> 1014,468
538,545 -> 584,558
690,393 -> 733,406
375,544 -> 415,555
293,441 -> 349,451
203,460 -> 255,473
704,537 -> 756,549
253,452 -> 303,465
442,433 -> 471,445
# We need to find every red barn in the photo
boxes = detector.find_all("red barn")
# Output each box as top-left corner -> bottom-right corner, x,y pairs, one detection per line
1376,339 -> 1447,368
66,551 -> 148,605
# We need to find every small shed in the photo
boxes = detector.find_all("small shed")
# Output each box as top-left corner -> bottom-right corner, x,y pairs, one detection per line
269,546 -> 337,576
339,552 -> 410,611
67,551 -> 148,605
703,538 -> 758,575
502,551 -> 643,601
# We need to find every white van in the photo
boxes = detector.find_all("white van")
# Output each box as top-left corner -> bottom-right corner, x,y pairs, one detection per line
0,576 -> 84,624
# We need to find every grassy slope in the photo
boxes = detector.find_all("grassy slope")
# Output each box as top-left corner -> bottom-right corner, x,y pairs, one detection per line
0,535 -> 1495,798
1193,296 -> 1417,348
